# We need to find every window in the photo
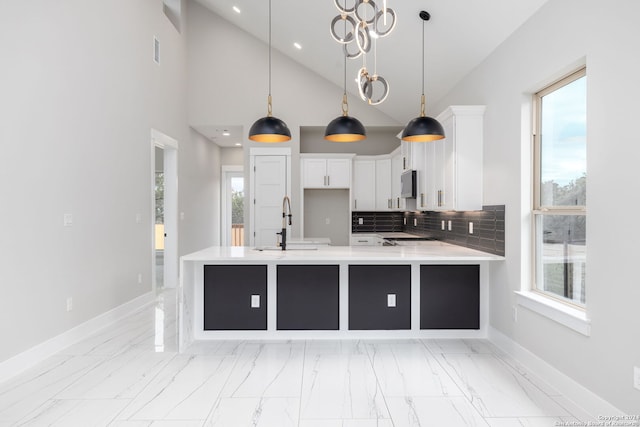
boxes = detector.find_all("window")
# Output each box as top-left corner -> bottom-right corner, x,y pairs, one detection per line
533,68 -> 587,307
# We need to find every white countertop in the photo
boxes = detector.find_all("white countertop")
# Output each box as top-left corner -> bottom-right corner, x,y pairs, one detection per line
181,242 -> 504,263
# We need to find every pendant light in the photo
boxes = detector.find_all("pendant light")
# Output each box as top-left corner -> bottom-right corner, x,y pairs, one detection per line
325,17 -> 366,142
401,11 -> 444,142
248,0 -> 291,143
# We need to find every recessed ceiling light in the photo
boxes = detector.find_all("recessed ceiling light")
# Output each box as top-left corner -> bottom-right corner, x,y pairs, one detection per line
232,6 -> 241,13
222,130 -> 230,136
235,143 -> 242,146
293,42 -> 302,50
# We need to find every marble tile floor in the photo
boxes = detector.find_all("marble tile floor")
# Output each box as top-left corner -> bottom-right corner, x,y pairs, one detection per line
0,290 -> 596,427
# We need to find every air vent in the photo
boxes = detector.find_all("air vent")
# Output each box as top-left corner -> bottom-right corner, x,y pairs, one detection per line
153,37 -> 160,64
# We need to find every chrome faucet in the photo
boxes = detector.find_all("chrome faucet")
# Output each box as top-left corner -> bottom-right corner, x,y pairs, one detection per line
277,196 -> 293,250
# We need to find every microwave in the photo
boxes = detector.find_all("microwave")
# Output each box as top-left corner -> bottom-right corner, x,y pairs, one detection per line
401,170 -> 417,198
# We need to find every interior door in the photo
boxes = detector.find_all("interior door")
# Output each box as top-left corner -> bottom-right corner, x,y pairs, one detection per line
253,155 -> 287,247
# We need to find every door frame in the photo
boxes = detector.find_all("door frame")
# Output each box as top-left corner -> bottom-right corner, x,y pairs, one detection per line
249,147 -> 291,247
221,165 -> 244,246
151,128 -> 178,290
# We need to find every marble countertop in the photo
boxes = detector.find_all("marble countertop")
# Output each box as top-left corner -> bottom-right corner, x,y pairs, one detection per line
181,242 -> 504,263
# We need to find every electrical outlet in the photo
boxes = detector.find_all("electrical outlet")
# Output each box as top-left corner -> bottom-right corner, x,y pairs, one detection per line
634,366 -> 640,391
66,297 -> 73,312
251,295 -> 260,308
135,213 -> 142,224
358,217 -> 364,225
404,217 -> 407,225
413,218 -> 417,227
180,212 -> 185,220
441,220 -> 445,230
512,306 -> 518,322
137,273 -> 143,284
387,294 -> 396,307
469,222 -> 474,234
448,220 -> 452,231
63,213 -> 73,227
325,217 -> 330,225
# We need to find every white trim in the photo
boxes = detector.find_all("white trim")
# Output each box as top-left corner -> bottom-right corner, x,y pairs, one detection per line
249,147 -> 291,156
151,129 -> 179,289
515,290 -> 591,336
0,291 -> 154,384
488,326 -> 623,418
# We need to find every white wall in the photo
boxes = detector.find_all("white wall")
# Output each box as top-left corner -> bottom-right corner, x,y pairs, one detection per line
187,0 -> 401,239
433,0 -> 640,413
0,0 -> 220,364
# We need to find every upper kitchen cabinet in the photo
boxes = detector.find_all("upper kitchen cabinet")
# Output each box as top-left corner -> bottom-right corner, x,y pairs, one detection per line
390,148 -> 406,210
432,105 -> 486,211
301,154 -> 353,189
375,157 -> 392,210
352,159 -> 376,210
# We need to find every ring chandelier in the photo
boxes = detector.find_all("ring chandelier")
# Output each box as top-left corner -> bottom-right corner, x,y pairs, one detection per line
330,0 -> 396,105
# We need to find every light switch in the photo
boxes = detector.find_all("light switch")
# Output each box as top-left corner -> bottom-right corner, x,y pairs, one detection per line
358,217 -> 364,225
387,293 -> 396,307
251,294 -> 260,308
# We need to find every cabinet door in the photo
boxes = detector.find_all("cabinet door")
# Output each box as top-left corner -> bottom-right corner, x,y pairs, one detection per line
391,154 -> 405,210
441,115 -> 456,210
277,265 -> 339,330
352,160 -> 376,210
349,265 -> 411,330
422,142 -> 435,210
420,264 -> 479,329
204,265 -> 267,330
433,137 -> 447,209
411,142 -> 427,209
302,158 -> 328,188
375,158 -> 392,210
401,140 -> 412,171
326,158 -> 351,188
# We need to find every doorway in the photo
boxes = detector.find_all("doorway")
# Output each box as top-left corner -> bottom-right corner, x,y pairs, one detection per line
222,166 -> 244,246
151,129 -> 178,291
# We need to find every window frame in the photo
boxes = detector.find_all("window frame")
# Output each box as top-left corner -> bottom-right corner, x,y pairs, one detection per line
531,67 -> 587,310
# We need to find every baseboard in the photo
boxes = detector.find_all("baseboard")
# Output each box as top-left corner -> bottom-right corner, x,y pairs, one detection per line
488,326 -> 624,418
0,291 -> 155,384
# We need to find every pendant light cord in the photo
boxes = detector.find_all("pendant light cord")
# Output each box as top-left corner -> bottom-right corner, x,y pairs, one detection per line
342,16 -> 349,115
267,0 -> 272,116
420,17 -> 426,117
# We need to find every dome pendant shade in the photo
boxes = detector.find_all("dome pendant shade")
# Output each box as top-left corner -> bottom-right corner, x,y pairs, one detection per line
401,115 -> 445,142
325,115 -> 366,142
249,115 -> 291,143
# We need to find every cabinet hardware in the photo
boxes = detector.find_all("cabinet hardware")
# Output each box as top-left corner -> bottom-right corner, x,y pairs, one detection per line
354,199 -> 357,209
327,175 -> 330,186
397,197 -> 400,208
421,193 -> 424,207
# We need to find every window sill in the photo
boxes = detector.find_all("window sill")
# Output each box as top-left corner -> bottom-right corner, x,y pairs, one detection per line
515,291 -> 591,336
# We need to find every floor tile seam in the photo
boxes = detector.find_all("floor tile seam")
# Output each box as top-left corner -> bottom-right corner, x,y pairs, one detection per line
296,340 -> 307,427
417,339 -> 492,423
105,351 -> 183,423
359,340 -> 396,425
201,342 -> 251,423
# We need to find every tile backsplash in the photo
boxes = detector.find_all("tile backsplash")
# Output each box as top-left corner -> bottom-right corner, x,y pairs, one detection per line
352,205 -> 505,256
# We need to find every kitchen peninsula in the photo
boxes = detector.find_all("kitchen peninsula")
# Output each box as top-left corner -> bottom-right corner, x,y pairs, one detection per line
178,243 -> 503,351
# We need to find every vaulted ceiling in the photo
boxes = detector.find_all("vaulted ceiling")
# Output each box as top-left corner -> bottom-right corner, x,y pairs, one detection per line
193,0 -> 549,145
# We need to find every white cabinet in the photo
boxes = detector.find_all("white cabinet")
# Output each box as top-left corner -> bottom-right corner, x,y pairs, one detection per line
302,156 -> 352,189
391,150 -> 405,210
352,160 -> 376,210
375,158 -> 392,210
432,105 -> 485,211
